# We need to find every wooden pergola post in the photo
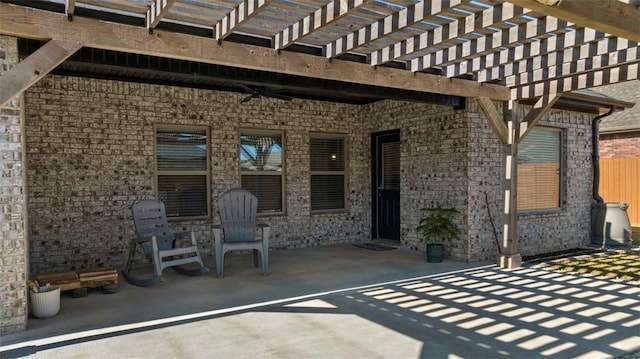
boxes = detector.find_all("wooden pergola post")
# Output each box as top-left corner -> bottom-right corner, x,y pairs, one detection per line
478,94 -> 561,268
499,100 -> 522,269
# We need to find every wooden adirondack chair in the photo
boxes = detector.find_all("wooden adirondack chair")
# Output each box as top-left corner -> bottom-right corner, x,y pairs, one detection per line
123,199 -> 208,287
212,188 -> 270,278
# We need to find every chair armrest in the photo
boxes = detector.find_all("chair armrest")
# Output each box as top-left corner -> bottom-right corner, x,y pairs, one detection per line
132,235 -> 153,244
212,225 -> 222,248
258,223 -> 270,241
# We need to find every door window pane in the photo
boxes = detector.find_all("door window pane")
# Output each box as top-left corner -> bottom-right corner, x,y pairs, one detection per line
382,141 -> 400,190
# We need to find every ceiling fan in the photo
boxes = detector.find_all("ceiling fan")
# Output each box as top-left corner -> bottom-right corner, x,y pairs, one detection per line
240,85 -> 294,103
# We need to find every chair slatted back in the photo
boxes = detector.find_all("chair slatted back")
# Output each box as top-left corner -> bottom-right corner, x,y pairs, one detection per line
218,188 -> 258,242
132,200 -> 175,253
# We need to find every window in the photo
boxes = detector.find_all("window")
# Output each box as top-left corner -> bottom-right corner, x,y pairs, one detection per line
240,130 -> 284,214
517,127 -> 562,212
156,126 -> 209,219
310,134 -> 346,211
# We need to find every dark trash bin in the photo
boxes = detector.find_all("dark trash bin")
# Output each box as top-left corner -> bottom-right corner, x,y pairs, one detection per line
591,202 -> 632,246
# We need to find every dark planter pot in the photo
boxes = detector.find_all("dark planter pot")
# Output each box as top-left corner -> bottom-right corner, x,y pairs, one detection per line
426,243 -> 444,263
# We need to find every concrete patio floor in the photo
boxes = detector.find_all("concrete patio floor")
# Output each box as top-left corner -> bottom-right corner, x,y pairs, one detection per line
1,244 -> 639,358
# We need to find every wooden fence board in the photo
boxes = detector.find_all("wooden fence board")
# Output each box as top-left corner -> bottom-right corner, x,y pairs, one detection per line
599,158 -> 640,226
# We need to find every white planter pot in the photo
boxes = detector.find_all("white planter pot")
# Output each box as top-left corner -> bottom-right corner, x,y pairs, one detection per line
30,286 -> 61,319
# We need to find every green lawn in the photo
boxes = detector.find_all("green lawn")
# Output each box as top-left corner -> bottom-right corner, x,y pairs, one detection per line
541,252 -> 640,282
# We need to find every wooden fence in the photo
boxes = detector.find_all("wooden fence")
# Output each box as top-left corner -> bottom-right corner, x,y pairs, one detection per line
599,157 -> 640,226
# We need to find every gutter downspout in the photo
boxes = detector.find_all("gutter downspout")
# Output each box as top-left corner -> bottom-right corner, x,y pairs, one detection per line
592,106 -> 615,204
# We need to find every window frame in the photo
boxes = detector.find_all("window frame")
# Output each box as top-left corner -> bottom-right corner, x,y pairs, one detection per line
517,126 -> 564,214
309,132 -> 348,213
154,124 -> 211,221
239,128 -> 286,215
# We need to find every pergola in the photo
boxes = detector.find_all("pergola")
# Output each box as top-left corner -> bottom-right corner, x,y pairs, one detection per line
0,0 -> 639,267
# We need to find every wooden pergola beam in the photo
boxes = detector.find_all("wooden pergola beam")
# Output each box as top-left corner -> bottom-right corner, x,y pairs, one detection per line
507,0 -> 640,43
0,39 -> 81,108
517,92 -> 562,142
0,3 -> 511,101
477,97 -> 508,145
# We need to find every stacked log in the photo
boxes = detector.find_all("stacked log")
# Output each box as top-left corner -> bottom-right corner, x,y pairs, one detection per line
36,271 -> 80,291
36,268 -> 118,294
79,268 -> 118,288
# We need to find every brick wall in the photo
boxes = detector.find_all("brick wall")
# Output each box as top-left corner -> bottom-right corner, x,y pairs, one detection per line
466,100 -> 505,262
21,75 -> 599,274
599,131 -> 640,159
23,75 -> 373,274
365,99 -> 596,261
0,35 -> 28,334
515,108 -> 594,256
364,100 -> 472,261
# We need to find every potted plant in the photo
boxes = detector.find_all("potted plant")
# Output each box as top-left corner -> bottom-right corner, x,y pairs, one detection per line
416,207 -> 460,263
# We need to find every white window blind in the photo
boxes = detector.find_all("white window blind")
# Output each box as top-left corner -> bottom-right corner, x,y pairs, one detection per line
240,132 -> 284,214
517,127 -> 562,211
310,136 -> 346,211
156,128 -> 209,219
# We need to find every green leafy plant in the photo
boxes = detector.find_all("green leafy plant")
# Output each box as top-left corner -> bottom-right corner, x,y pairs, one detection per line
416,207 -> 461,244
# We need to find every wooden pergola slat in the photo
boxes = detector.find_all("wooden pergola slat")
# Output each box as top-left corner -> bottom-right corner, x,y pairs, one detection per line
146,0 -> 177,31
505,46 -> 640,87
369,2 -> 529,66
410,16 -> 570,73
324,0 -> 472,59
65,0 -> 76,20
214,0 -> 273,41
275,0 -> 373,50
511,61 -> 640,99
475,37 -> 637,84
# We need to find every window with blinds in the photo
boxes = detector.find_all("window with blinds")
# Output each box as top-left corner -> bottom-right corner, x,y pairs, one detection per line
310,135 -> 346,211
156,127 -> 209,219
240,131 -> 284,214
517,127 -> 562,212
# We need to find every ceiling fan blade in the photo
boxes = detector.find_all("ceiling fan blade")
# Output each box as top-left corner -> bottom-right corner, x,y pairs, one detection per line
239,84 -> 254,93
264,92 -> 293,101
